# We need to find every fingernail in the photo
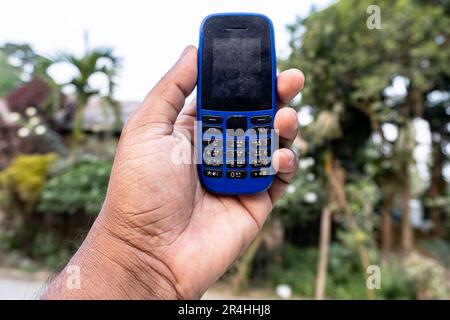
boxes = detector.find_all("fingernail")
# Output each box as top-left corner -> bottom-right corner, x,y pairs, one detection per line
287,149 -> 296,167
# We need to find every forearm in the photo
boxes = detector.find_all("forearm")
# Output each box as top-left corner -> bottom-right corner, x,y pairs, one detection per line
41,216 -> 181,300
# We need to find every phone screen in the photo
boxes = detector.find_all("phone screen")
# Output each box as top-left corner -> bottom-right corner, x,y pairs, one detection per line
201,15 -> 273,111
212,38 -> 261,100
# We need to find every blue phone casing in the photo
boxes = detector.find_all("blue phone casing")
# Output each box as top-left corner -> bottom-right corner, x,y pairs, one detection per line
197,13 -> 277,195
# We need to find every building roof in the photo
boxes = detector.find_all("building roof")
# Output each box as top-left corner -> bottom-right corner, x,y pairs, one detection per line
78,97 -> 139,132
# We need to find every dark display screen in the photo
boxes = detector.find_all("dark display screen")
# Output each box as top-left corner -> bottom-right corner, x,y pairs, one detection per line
201,15 -> 273,111
212,38 -> 262,100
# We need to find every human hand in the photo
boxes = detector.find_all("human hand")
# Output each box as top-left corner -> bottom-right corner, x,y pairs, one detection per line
42,46 -> 304,300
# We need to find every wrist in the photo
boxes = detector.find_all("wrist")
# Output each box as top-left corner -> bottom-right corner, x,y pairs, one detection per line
42,214 -> 183,300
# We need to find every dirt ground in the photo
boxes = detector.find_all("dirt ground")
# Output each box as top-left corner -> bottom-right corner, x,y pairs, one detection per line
0,267 -> 278,300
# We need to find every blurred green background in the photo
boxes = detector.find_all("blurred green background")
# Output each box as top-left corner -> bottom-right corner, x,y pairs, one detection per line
0,0 -> 449,299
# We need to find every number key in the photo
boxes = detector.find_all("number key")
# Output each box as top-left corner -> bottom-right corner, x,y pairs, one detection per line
250,148 -> 271,157
250,158 -> 271,168
226,170 -> 247,179
250,138 -> 270,148
251,169 -> 271,178
204,169 -> 223,178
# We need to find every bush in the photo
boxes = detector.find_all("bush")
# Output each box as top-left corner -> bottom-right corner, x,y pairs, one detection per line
30,232 -> 73,269
325,244 -> 368,299
38,157 -> 112,215
267,244 -> 369,299
267,244 -> 318,297
380,262 -> 416,300
0,155 -> 111,266
0,154 -> 57,214
0,154 -> 57,253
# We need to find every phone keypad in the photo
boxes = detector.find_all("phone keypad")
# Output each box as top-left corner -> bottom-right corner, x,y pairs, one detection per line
202,114 -> 273,179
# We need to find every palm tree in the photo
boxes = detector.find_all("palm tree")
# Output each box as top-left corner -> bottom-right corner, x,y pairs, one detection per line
56,47 -> 121,146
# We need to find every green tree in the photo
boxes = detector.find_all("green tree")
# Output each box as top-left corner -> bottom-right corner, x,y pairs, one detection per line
0,43 -> 61,115
0,52 -> 22,97
420,0 -> 450,239
0,43 -> 37,72
55,47 -> 121,147
282,0 -> 450,299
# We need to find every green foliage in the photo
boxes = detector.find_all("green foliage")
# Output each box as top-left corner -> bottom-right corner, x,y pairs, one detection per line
277,157 -> 325,227
286,0 -> 450,111
267,243 -> 417,299
0,43 -> 37,70
0,52 -> 22,97
0,156 -> 104,267
325,244 -> 369,299
283,0 -> 450,163
379,262 -> 416,300
56,47 -> 121,143
345,178 -> 379,217
30,232 -> 73,269
339,177 -> 380,249
0,154 -> 57,213
278,0 -> 450,301
268,244 -> 368,299
38,157 -> 112,215
267,244 -> 318,297
1,43 -> 55,80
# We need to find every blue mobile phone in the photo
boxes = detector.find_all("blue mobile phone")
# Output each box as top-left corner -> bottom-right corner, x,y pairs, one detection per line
197,13 -> 277,195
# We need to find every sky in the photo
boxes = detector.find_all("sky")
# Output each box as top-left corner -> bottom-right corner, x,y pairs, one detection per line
0,0 -> 334,101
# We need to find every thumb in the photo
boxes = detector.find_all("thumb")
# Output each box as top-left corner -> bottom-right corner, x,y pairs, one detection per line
133,46 -> 197,132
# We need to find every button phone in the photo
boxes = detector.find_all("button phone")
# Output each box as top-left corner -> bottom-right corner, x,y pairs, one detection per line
197,13 -> 276,194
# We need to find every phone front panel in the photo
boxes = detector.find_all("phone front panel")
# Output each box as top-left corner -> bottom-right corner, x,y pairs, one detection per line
197,13 -> 277,195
